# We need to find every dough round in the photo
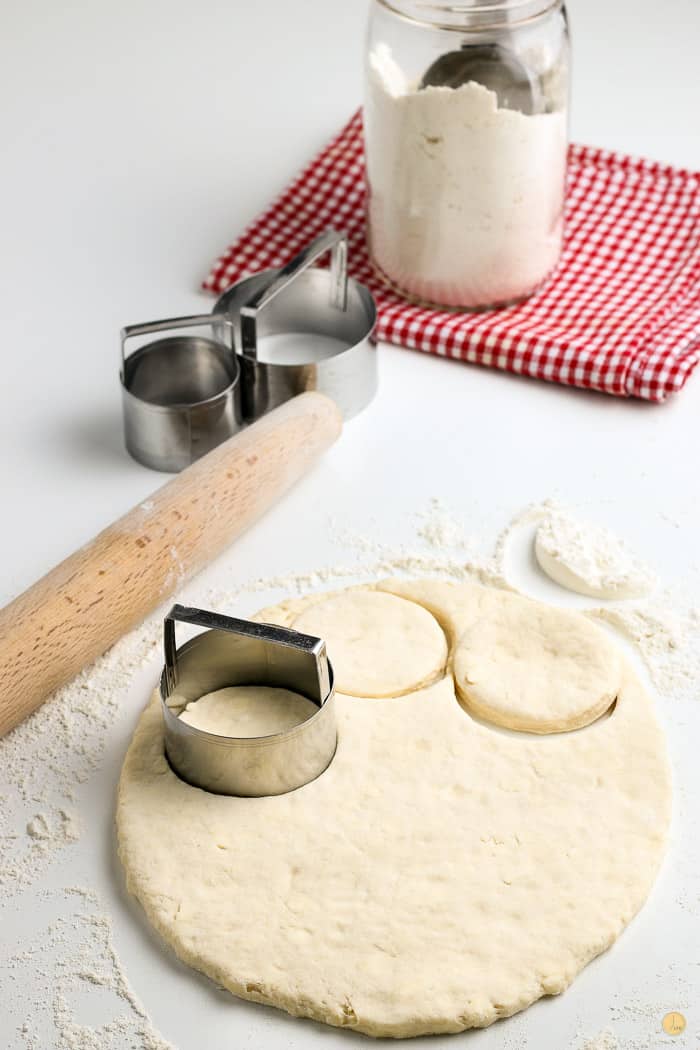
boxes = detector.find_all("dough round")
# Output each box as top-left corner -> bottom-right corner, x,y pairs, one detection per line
117,579 -> 670,1037
178,687 -> 318,738
534,509 -> 655,600
292,589 -> 447,697
453,588 -> 622,733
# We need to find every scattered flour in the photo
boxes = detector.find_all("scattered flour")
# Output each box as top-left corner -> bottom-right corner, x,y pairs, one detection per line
3,888 -> 172,1050
26,809 -> 80,845
494,499 -> 700,703
0,619 -> 160,896
415,498 -> 476,551
590,602 -> 700,701
580,1030 -> 619,1050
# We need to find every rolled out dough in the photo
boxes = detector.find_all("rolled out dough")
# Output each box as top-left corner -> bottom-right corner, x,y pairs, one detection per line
178,686 -> 318,738
117,578 -> 671,1038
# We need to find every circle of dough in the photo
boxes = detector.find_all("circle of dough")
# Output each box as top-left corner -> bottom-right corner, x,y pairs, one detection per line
178,686 -> 319,738
453,588 -> 622,732
291,588 -> 448,697
117,579 -> 670,1037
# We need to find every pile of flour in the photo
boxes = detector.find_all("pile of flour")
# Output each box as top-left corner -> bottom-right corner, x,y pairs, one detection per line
364,44 -> 567,308
534,506 -> 656,599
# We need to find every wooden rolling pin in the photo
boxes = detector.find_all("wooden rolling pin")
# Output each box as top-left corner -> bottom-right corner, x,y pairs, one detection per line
0,392 -> 342,738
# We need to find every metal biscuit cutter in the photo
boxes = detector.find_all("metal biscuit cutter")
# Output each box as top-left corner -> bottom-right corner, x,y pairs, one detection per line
160,605 -> 336,797
120,229 -> 377,471
120,314 -> 242,473
214,229 -> 377,424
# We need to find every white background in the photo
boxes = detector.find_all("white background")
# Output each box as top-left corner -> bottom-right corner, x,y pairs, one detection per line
1,1 -> 699,1048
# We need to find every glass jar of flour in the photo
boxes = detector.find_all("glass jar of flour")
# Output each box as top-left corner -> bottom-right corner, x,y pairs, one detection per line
364,0 -> 570,310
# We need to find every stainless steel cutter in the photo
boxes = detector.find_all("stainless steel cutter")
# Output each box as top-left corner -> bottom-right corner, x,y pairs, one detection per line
120,230 -> 376,471
160,604 -> 337,797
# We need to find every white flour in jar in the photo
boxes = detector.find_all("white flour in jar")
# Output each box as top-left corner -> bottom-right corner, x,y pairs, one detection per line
365,44 -> 567,308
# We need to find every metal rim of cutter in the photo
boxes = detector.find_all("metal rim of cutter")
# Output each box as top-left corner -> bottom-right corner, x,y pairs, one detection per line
160,604 -> 337,797
239,229 -> 349,356
119,314 -> 243,472
214,229 -> 377,423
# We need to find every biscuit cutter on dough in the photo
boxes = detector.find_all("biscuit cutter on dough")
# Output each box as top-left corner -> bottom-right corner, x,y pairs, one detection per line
120,229 -> 377,472
160,604 -> 336,797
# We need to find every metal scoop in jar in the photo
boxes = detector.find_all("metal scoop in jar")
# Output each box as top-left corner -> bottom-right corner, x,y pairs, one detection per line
419,42 -> 542,114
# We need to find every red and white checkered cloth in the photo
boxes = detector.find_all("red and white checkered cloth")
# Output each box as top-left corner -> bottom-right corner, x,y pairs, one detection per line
204,111 -> 700,402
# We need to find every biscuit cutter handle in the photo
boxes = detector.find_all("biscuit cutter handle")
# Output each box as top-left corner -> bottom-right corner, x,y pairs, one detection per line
162,604 -> 331,704
0,391 -> 342,738
120,313 -> 233,370
239,230 -> 348,361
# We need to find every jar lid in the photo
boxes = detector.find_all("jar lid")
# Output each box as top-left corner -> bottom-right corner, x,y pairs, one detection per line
376,0 -> 562,30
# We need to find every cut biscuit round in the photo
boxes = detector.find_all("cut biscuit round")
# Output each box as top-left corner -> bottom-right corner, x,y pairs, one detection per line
178,686 -> 318,738
293,589 -> 448,697
453,591 -> 622,733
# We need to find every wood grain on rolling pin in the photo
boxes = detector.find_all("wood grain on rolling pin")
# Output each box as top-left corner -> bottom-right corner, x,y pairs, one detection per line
0,392 -> 342,738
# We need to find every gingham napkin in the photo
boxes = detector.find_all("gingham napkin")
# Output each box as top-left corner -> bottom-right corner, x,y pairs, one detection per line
204,111 -> 700,402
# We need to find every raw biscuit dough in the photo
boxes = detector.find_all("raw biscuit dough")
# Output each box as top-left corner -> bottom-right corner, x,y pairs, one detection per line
117,578 -> 671,1038
178,686 -> 318,738
451,587 -> 622,732
292,588 -> 448,696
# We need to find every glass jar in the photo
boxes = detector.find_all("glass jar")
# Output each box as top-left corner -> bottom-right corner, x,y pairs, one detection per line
363,0 -> 570,310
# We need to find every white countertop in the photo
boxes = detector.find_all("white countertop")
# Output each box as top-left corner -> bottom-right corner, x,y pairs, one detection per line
1,1 -> 698,1048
